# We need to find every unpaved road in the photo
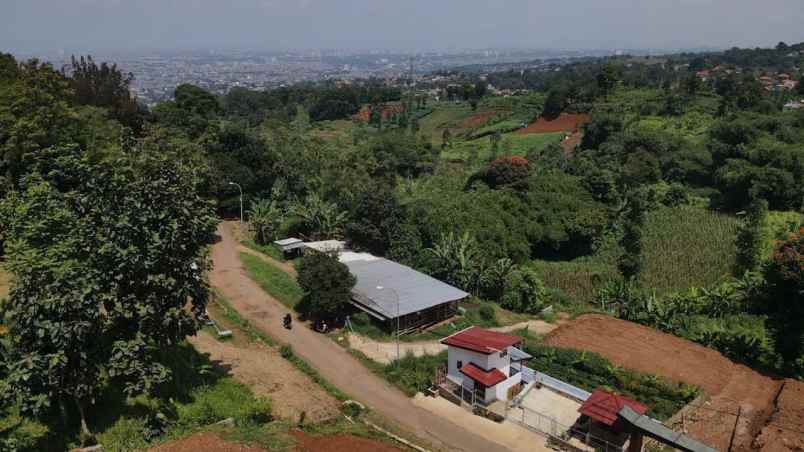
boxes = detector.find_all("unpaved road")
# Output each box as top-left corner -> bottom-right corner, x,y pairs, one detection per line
349,320 -> 559,364
210,222 -> 512,452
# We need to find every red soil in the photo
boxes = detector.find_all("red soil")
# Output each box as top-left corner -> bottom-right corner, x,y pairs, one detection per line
150,432 -> 266,452
291,430 -> 402,452
457,110 -> 498,129
352,104 -> 404,122
753,379 -> 804,451
517,113 -> 591,134
545,314 -> 786,451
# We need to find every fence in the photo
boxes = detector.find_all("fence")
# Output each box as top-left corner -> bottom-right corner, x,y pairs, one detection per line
511,364 -> 591,402
508,405 -> 626,452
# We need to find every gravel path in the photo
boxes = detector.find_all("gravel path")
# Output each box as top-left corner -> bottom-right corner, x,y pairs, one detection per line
210,222 -> 510,452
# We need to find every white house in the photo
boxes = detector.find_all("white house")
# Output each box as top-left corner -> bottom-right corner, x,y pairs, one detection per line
441,326 -> 531,405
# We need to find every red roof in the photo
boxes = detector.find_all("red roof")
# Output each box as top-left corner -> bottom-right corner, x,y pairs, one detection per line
459,362 -> 507,387
579,389 -> 648,426
441,326 -> 521,354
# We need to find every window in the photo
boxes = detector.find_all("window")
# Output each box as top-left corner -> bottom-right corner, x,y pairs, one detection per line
500,350 -> 508,358
457,360 -> 463,369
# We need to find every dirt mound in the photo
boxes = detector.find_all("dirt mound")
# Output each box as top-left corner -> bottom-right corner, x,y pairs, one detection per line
753,379 -> 804,451
517,113 -> 590,135
457,110 -> 498,129
151,432 -> 266,452
189,332 -> 340,423
544,314 -> 783,451
291,430 -> 402,452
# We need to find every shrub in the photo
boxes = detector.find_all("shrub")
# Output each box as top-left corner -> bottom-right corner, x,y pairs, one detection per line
501,268 -> 548,314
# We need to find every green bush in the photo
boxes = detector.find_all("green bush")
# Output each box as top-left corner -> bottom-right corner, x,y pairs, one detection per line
174,379 -> 272,432
382,351 -> 448,396
96,418 -> 149,452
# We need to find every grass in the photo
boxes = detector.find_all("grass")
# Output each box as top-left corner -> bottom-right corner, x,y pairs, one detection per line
418,102 -> 474,144
239,252 -> 303,309
444,131 -> 563,163
241,239 -> 286,262
530,205 -> 739,304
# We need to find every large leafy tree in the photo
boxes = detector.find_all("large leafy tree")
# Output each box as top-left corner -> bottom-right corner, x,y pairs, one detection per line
296,252 -> 356,320
0,145 -> 217,438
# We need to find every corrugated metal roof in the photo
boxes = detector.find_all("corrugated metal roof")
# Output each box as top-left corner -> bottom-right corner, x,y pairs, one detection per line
274,238 -> 303,246
460,362 -> 507,387
344,258 -> 469,319
441,326 -> 522,354
579,388 -> 648,426
618,406 -> 717,452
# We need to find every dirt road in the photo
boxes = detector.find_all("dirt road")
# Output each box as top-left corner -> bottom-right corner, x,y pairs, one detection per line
209,222 -> 511,452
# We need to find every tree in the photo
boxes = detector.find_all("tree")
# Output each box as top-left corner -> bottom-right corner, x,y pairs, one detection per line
543,88 -> 567,120
733,198 -> 768,275
618,190 -> 649,281
68,55 -> 143,131
467,156 -> 531,190
501,268 -> 548,314
296,251 -> 356,320
0,145 -> 217,439
762,227 -> 804,376
597,63 -> 620,98
291,193 -> 348,241
441,128 -> 452,149
344,183 -> 403,255
426,231 -> 482,293
248,198 -> 284,245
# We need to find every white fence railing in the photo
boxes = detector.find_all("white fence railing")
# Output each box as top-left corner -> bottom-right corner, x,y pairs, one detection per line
532,371 -> 591,401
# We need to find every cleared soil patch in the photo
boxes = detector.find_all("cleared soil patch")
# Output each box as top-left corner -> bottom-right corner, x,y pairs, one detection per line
352,104 -> 404,122
291,430 -> 402,452
457,110 -> 498,129
545,314 -> 783,451
517,113 -> 590,135
753,379 -> 804,451
189,332 -> 340,423
150,432 -> 267,452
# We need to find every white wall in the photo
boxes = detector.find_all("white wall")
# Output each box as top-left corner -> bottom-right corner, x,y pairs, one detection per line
446,346 -> 489,390
495,373 -> 522,401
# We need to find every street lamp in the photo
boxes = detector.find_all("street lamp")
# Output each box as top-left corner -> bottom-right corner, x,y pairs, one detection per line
228,182 -> 243,227
376,285 -> 400,365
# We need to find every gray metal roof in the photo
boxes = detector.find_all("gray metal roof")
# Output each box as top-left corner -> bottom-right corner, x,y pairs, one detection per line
618,406 -> 717,452
344,258 -> 469,319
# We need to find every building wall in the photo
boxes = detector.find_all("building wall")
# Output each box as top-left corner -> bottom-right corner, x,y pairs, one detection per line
446,346 -> 489,390
494,374 -> 522,401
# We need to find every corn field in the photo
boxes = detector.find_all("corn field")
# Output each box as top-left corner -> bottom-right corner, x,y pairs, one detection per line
531,206 -> 738,304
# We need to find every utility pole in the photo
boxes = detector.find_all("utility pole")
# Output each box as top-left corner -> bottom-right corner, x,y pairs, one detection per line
228,181 -> 243,227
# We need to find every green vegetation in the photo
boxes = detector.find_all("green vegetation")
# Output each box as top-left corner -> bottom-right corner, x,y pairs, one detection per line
523,342 -> 699,420
242,239 -> 286,263
240,252 -> 303,309
0,264 -> 10,301
530,205 -> 739,303
295,251 -> 356,320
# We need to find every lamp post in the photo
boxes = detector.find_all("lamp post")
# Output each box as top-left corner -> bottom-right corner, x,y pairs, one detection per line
376,285 -> 400,365
228,182 -> 243,227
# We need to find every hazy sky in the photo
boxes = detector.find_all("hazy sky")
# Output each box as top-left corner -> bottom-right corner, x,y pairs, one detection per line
3,0 -> 803,52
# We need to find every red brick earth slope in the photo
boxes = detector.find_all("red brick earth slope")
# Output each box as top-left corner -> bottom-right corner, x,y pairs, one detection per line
516,113 -> 590,134
291,430 -> 402,452
753,379 -> 804,451
544,314 -> 789,451
456,110 -> 499,129
151,430 -> 403,452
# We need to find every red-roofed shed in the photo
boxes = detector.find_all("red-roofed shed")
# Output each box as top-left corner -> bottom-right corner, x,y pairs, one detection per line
579,389 -> 648,428
459,362 -> 508,387
441,326 -> 522,354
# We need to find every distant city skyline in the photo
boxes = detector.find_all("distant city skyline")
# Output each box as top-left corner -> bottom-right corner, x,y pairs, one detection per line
3,0 -> 803,54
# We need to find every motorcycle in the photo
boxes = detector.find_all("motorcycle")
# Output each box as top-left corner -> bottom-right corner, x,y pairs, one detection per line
283,314 -> 292,330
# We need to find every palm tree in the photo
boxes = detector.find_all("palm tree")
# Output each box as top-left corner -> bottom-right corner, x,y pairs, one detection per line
291,194 -> 348,241
248,198 -> 283,245
426,232 -> 481,292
